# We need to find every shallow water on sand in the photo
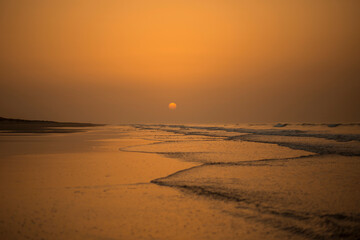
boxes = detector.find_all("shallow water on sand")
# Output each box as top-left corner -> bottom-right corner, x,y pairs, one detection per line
131,124 -> 360,239
0,124 -> 359,239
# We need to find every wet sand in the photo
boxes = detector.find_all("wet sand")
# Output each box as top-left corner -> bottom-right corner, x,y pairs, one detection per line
1,124 -> 359,239
0,126 -> 297,239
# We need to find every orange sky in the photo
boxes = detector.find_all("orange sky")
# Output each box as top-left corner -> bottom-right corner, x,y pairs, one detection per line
0,0 -> 359,123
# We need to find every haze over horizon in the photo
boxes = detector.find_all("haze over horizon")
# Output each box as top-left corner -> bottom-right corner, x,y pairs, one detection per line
1,0 -> 359,124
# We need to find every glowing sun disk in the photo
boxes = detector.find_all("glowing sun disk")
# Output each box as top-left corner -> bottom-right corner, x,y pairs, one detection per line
168,102 -> 177,110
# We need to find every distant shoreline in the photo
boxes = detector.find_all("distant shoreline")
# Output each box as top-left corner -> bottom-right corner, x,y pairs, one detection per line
0,117 -> 105,134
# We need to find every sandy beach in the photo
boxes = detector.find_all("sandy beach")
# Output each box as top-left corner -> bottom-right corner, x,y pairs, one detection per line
0,125 -> 291,239
1,123 -> 359,239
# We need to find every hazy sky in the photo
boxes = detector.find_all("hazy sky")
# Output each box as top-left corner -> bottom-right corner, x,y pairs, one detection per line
0,0 -> 359,123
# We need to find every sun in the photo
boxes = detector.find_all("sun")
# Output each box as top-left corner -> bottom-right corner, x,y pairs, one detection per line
168,102 -> 177,110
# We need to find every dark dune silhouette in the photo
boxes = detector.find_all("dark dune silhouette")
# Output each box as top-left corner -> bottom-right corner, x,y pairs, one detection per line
0,117 -> 104,134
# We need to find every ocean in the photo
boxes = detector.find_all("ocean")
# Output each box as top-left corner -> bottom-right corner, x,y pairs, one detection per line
0,123 -> 359,239
126,123 -> 360,239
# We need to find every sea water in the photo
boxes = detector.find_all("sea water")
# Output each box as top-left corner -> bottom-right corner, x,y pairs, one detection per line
1,123 -> 359,239
125,123 -> 360,239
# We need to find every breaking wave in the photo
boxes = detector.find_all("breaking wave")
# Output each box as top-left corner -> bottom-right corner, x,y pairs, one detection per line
125,124 -> 360,239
